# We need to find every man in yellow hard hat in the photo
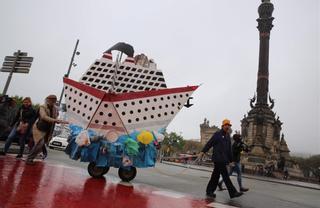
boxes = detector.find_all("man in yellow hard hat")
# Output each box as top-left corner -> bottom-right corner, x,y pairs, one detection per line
198,119 -> 243,199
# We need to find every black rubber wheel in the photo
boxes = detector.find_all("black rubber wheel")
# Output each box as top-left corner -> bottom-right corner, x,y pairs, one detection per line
87,162 -> 109,178
118,167 -> 137,182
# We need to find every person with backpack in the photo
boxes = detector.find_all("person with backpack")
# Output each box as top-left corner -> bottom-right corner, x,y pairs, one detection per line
0,97 -> 37,158
217,133 -> 250,192
26,95 -> 68,164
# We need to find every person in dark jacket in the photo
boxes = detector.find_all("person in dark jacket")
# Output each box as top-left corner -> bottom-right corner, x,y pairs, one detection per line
198,119 -> 243,199
0,97 -> 37,158
218,133 -> 250,192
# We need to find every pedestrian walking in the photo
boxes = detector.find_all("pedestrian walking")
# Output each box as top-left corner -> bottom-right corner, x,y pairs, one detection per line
0,97 -> 36,158
217,133 -> 250,192
198,119 -> 243,199
26,95 -> 68,164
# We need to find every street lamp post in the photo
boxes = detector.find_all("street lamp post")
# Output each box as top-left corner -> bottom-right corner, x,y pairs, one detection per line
58,39 -> 80,106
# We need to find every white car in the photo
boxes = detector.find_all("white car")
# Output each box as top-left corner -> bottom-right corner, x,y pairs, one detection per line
49,134 -> 69,150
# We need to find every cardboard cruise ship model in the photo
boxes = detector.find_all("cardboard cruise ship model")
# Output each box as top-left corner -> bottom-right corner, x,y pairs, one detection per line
63,42 -> 198,139
63,42 -> 198,181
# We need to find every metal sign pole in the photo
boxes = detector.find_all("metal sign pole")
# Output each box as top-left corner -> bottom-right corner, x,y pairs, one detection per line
58,39 -> 79,106
2,50 -> 20,95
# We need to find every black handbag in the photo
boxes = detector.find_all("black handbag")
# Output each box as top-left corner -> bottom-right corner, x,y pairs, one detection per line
36,119 -> 51,132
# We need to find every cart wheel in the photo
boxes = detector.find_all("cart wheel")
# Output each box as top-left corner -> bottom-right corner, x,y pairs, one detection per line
118,167 -> 137,182
87,162 -> 109,178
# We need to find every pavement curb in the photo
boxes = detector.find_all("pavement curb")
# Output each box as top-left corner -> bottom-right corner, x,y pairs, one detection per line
161,161 -> 320,191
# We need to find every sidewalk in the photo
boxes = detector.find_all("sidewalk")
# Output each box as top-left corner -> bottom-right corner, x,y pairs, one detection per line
161,161 -> 320,191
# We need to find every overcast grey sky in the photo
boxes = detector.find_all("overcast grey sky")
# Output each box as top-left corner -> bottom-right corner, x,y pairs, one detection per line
0,0 -> 319,154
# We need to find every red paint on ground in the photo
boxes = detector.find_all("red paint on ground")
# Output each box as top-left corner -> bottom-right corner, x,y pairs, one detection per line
0,156 -> 210,208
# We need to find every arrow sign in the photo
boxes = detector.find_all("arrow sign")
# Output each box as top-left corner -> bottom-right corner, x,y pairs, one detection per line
1,67 -> 30,73
3,61 -> 32,68
4,56 -> 33,62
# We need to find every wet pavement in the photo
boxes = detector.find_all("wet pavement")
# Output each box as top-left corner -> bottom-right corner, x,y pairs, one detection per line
0,155 -> 222,208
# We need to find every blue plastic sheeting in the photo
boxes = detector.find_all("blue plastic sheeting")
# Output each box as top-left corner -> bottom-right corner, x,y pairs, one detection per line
66,125 -> 157,168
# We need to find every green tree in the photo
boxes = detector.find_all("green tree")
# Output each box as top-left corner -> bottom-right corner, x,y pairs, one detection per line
161,132 -> 185,156
292,155 -> 320,178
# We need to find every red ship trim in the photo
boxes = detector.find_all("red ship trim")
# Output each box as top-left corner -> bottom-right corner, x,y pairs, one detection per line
64,78 -> 198,102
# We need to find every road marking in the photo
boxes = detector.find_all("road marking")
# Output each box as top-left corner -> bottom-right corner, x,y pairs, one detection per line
152,190 -> 186,198
207,202 -> 239,208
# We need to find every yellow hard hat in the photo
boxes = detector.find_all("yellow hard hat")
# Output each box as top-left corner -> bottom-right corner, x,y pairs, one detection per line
222,119 -> 232,126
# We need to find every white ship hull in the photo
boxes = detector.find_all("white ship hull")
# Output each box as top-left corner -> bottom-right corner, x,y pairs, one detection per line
64,77 -> 198,139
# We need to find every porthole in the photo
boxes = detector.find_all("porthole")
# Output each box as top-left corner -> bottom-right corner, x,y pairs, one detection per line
164,112 -> 168,116
171,111 -> 174,115
139,100 -> 143,104
180,94 -> 183,98
153,98 -> 157,102
77,110 -> 80,114
84,104 -> 87,108
87,116 -> 91,120
131,101 -> 135,105
128,119 -> 132,123
173,95 -> 177,99
70,88 -> 73,92
115,104 -> 119,108
112,122 -> 116,126
160,97 -> 164,101
130,110 -> 133,114
95,101 -> 99,104
73,99 -> 76,103
104,104 -> 108,108
123,103 -> 127,107
159,106 -> 162,109
75,90 -> 77,94
167,96 -> 170,100
89,107 -> 92,111
65,86 -> 68,90
122,112 -> 126,116
178,102 -> 181,106
68,97 -> 71,100
152,107 -> 155,110
99,112 -> 103,116
136,118 -> 139,122
143,116 -> 147,120
64,94 -> 67,97
172,103 -> 175,107
90,98 -> 93,102
67,105 -> 70,108
95,120 -> 99,124
82,113 -> 86,117
150,115 -> 154,119
146,99 -> 150,103
165,104 -> 168,108
158,113 -> 161,117
145,108 -> 148,111
85,95 -> 88,99
137,109 -> 141,113
186,93 -> 189,97
108,113 -> 112,117
79,101 -> 82,106
103,121 -> 107,125
72,108 -> 76,111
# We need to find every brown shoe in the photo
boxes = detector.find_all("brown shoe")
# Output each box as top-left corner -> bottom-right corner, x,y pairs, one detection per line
240,187 -> 249,192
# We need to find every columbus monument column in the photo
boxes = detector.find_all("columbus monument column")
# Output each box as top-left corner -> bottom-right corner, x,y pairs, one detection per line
241,0 -> 290,168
